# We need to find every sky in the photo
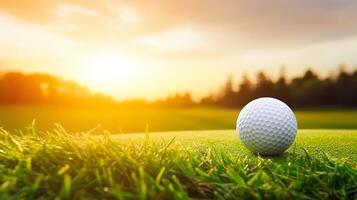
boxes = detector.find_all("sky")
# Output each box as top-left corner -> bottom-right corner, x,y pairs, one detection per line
1,0 -> 357,100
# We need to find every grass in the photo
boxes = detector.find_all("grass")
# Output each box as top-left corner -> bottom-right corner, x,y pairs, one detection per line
1,105 -> 357,132
0,126 -> 356,199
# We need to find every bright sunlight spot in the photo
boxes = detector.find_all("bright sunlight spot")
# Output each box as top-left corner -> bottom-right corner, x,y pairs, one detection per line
77,54 -> 138,92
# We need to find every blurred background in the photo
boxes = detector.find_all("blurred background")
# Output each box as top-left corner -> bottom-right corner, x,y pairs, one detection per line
0,0 -> 357,133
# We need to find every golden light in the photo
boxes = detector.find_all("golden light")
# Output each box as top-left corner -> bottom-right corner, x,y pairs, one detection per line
77,54 -> 138,92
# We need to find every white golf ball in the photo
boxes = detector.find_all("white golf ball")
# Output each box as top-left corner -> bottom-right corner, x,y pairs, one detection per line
237,97 -> 298,156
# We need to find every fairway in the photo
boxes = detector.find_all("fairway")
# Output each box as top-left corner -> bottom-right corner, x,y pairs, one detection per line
1,105 -> 357,132
0,127 -> 356,199
116,129 -> 357,161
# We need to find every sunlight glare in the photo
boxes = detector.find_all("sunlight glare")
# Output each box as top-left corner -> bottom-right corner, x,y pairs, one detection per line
78,54 -> 137,92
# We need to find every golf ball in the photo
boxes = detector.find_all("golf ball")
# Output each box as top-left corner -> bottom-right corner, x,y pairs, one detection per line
237,97 -> 297,156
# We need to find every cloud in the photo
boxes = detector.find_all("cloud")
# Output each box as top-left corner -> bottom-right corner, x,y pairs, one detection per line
135,0 -> 357,48
237,36 -> 357,70
53,3 -> 100,18
0,0 -> 55,22
2,0 -> 357,48
135,26 -> 208,52
117,4 -> 141,24
0,12 -> 77,68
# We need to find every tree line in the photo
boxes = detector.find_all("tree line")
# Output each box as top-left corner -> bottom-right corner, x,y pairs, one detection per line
0,71 -> 193,108
0,67 -> 356,108
201,67 -> 357,108
0,72 -> 115,107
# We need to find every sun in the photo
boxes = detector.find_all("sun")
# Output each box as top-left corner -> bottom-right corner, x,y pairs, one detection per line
78,54 -> 137,92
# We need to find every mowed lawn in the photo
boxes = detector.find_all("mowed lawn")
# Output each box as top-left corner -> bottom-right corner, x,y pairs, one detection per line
116,129 -> 357,161
0,128 -> 356,199
1,105 -> 357,132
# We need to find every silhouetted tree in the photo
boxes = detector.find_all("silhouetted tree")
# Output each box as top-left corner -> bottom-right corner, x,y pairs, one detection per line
274,67 -> 291,104
153,92 -> 195,108
334,67 -> 357,106
200,94 -> 217,106
236,73 -> 253,106
253,71 -> 275,99
217,76 -> 238,108
290,70 -> 325,106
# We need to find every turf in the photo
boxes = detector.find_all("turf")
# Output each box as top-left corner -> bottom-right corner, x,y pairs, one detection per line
0,127 -> 356,199
1,105 -> 357,132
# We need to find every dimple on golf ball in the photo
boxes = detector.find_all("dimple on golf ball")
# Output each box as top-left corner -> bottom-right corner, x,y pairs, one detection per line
237,97 -> 298,156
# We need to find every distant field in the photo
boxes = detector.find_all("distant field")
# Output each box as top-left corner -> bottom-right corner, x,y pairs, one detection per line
1,105 -> 357,133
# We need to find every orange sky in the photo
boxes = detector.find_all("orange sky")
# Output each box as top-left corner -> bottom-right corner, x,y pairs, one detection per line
1,0 -> 357,100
